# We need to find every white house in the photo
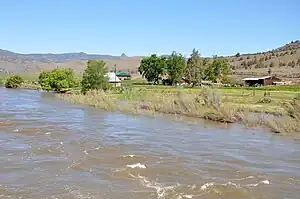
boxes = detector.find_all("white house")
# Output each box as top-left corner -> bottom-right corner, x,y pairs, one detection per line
106,72 -> 121,87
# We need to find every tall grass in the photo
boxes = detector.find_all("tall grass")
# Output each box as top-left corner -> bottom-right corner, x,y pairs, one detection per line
262,100 -> 300,134
59,87 -> 241,123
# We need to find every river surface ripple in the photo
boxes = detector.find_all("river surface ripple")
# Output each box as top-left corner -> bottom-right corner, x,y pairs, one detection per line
0,88 -> 300,199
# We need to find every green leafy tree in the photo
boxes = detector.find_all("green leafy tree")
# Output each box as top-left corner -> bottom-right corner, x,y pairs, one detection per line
166,51 -> 186,85
138,54 -> 166,84
81,60 -> 111,93
5,75 -> 24,88
204,57 -> 230,82
235,52 -> 240,57
38,68 -> 78,92
185,49 -> 206,85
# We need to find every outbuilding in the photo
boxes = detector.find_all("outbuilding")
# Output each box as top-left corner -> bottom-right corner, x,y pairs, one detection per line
116,71 -> 131,80
242,76 -> 282,86
106,72 -> 121,87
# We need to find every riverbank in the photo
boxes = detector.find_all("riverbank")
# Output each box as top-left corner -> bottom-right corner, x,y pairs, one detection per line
56,87 -> 300,134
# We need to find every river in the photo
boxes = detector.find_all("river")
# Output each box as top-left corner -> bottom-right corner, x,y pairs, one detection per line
0,88 -> 300,199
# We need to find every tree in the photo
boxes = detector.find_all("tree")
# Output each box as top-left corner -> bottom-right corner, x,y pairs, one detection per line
204,57 -> 230,82
291,60 -> 296,68
138,54 -> 166,84
185,49 -> 205,85
235,52 -> 240,57
81,60 -> 111,93
268,68 -> 272,75
165,51 -> 186,85
39,68 -> 78,92
5,75 -> 24,88
288,61 -> 296,68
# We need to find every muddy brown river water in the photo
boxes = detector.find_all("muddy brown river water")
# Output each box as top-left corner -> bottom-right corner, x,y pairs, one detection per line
1,88 -> 300,199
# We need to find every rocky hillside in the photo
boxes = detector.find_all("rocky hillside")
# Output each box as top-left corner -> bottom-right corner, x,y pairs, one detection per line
1,40 -> 299,79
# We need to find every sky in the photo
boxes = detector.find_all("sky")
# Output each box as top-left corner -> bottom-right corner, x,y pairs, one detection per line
0,0 -> 299,57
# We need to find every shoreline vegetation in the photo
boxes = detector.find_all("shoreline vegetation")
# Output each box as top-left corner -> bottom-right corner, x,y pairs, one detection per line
2,49 -> 300,136
56,86 -> 300,136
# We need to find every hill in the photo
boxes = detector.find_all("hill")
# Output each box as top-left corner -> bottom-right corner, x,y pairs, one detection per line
0,50 -> 143,75
1,40 -> 299,79
228,40 -> 300,79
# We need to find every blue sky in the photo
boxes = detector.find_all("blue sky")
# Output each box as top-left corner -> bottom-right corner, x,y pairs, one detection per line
0,0 -> 299,57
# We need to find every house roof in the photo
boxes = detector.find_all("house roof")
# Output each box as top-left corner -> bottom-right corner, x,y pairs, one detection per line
116,71 -> 131,77
106,72 -> 121,82
242,76 -> 272,81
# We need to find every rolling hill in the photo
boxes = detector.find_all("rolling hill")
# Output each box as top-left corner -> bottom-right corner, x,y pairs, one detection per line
1,40 -> 299,80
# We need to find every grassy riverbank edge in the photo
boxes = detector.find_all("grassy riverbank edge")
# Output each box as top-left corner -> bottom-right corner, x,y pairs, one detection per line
56,88 -> 300,135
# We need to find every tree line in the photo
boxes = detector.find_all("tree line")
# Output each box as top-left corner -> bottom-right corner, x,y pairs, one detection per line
138,49 -> 230,86
4,49 -> 231,91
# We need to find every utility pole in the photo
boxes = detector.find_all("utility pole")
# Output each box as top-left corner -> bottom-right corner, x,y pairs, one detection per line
114,64 -> 117,87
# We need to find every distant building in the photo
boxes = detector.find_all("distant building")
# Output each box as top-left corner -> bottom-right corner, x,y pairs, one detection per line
116,72 -> 131,80
242,76 -> 282,86
106,72 -> 121,87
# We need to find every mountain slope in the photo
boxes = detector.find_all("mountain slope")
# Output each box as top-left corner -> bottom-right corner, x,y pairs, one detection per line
0,40 -> 299,79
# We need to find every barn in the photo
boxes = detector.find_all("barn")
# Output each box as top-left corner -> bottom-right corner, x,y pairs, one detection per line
242,76 -> 282,86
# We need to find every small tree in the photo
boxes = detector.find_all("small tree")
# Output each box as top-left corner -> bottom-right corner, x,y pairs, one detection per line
5,75 -> 24,88
268,68 -> 272,75
81,60 -> 111,93
291,60 -> 296,68
235,52 -> 240,57
166,51 -> 186,85
297,59 -> 300,66
269,61 -> 275,68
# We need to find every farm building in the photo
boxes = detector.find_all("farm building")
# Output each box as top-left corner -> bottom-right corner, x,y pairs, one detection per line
106,72 -> 121,87
242,76 -> 282,86
116,71 -> 131,80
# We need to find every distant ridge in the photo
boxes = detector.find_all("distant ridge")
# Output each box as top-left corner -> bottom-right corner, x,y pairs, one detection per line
0,49 -> 121,62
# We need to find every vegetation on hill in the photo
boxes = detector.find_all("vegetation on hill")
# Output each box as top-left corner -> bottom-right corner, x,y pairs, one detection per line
5,75 -> 24,88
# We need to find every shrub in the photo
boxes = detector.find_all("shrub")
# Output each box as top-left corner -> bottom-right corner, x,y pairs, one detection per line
259,57 -> 264,62
297,59 -> 300,66
288,61 -> 296,68
269,61 -> 275,68
81,60 -> 112,93
38,68 -> 78,92
5,75 -> 24,88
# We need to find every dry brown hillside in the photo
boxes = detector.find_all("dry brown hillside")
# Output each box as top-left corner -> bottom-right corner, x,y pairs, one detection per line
0,40 -> 299,80
228,40 -> 300,79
